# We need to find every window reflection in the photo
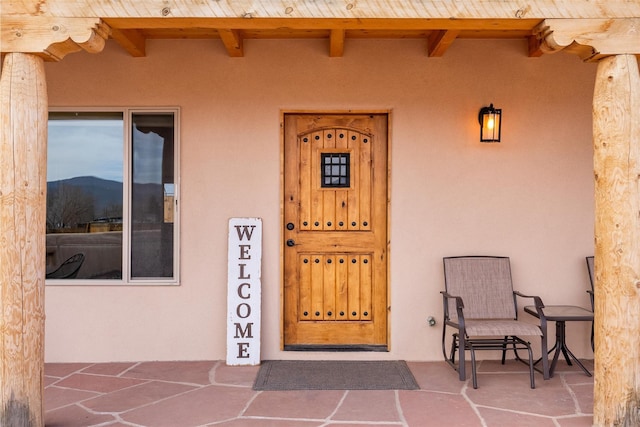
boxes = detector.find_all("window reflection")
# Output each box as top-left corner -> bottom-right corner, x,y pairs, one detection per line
46,112 -> 124,279
131,113 -> 175,279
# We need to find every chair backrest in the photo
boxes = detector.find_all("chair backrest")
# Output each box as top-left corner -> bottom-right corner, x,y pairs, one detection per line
46,253 -> 85,279
586,256 -> 594,291
443,256 -> 517,321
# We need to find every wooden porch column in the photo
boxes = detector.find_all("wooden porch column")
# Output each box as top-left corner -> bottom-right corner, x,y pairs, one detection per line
534,20 -> 640,425
593,54 -> 640,427
0,53 -> 48,427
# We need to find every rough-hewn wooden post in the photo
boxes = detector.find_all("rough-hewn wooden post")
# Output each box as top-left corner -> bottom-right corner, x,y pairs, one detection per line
593,54 -> 640,427
0,53 -> 48,427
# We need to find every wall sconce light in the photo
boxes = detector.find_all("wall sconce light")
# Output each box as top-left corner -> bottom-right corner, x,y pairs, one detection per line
478,104 -> 502,143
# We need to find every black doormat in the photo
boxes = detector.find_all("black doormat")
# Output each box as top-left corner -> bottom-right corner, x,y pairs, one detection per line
253,360 -> 420,390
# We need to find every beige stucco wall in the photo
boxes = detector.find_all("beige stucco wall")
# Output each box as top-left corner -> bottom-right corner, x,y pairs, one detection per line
43,37 -> 596,363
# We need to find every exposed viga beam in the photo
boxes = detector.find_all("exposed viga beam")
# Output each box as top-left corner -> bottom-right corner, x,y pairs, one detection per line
218,28 -> 244,57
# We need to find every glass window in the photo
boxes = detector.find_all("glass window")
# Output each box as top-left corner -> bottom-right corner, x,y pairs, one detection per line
131,113 -> 175,279
46,109 -> 179,284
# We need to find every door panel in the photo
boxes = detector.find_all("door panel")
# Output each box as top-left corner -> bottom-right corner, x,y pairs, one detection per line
283,113 -> 389,348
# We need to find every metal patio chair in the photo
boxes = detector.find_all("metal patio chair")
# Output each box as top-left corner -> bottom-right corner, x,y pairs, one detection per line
441,256 -> 548,388
586,256 -> 595,351
46,253 -> 85,279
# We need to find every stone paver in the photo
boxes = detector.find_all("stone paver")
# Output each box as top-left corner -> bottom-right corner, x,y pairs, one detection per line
477,407 -> 557,427
399,390 -> 483,427
82,380 -> 197,412
81,362 -> 138,376
245,390 -> 345,419
121,385 -> 256,427
332,390 -> 401,422
52,373 -> 147,394
45,403 -> 116,427
44,386 -> 101,411
121,360 -> 218,385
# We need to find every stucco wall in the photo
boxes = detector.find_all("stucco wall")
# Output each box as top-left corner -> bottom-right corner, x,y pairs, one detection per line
43,37 -> 597,363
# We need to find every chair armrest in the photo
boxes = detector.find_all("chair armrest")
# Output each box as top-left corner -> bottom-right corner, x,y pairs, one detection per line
440,291 -> 464,309
513,291 -> 547,324
587,290 -> 594,310
440,291 -> 465,327
513,291 -> 545,309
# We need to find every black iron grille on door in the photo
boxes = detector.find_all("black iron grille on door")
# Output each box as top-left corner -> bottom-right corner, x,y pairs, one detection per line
321,153 -> 350,188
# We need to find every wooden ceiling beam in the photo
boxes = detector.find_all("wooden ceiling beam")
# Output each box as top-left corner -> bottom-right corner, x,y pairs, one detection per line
218,29 -> 244,57
527,35 -> 544,57
110,28 -> 146,57
101,18 -> 541,32
329,29 -> 345,57
427,30 -> 460,57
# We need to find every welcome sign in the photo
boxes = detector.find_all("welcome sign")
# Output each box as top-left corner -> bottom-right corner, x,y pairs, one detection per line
226,217 -> 262,366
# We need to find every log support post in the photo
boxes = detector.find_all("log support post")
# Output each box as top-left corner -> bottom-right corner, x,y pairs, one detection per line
0,20 -> 107,426
0,53 -> 48,427
592,53 -> 640,427
535,19 -> 640,426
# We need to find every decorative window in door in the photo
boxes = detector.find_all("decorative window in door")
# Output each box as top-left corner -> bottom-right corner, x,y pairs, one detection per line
321,153 -> 350,188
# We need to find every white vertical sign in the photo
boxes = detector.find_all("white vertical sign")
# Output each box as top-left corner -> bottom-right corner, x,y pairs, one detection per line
227,218 -> 262,365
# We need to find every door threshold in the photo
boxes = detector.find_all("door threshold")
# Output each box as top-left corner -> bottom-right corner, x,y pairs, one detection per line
284,344 -> 388,352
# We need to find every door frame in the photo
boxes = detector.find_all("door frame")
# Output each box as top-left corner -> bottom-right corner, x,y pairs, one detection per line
279,110 -> 392,351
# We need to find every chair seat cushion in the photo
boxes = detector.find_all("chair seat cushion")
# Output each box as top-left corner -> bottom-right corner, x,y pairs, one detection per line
465,319 -> 542,337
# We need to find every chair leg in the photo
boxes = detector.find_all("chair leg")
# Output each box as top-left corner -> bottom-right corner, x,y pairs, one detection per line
526,342 -> 536,389
443,326 -> 457,364
458,335 -> 466,381
511,336 -> 526,363
443,328 -> 466,382
470,344 -> 478,389
501,336 -> 508,364
450,334 -> 458,363
540,335 -> 550,380
443,329 -> 459,367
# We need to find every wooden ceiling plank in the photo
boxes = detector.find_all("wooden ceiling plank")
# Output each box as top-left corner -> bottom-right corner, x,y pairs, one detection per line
110,28 -> 146,57
5,1 -> 640,19
330,29 -> 345,57
144,28 -> 220,39
218,28 -> 244,57
427,29 -> 460,57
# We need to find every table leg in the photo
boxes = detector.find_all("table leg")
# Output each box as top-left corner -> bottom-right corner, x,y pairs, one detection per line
547,321 -> 565,376
550,321 -> 591,377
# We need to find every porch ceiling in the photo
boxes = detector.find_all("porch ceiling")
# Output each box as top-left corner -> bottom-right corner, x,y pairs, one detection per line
2,1 -> 639,61
103,17 -> 543,58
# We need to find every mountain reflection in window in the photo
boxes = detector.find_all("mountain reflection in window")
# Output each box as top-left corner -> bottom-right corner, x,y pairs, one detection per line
46,112 -> 124,280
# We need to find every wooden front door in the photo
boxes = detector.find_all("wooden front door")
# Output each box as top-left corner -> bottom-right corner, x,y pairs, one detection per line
283,113 -> 389,349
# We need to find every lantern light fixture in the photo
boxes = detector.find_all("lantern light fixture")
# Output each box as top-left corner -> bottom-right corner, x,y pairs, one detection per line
478,104 -> 502,143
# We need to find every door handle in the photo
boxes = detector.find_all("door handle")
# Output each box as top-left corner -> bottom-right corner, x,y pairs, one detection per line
286,239 -> 295,247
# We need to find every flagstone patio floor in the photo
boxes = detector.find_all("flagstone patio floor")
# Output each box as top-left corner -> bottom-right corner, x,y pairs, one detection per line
45,359 -> 594,426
